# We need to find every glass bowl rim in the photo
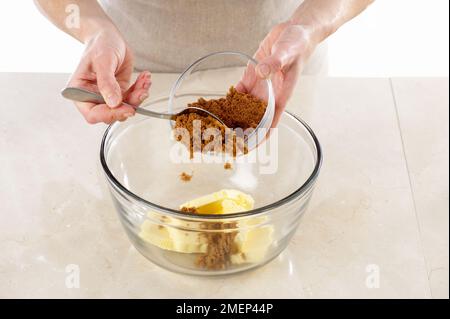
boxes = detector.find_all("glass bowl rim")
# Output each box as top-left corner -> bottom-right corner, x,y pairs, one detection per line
100,111 -> 323,220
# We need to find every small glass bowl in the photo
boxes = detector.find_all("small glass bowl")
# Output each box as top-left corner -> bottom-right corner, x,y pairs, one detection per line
100,95 -> 322,276
168,51 -> 275,150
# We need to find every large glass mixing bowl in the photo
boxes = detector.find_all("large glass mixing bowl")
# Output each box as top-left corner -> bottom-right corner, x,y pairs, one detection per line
100,95 -> 322,275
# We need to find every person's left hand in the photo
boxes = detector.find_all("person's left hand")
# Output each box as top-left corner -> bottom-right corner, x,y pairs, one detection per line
236,22 -> 316,127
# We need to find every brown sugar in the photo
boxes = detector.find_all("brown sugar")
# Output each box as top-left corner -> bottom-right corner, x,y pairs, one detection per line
180,206 -> 198,213
189,87 -> 267,130
173,87 -> 266,157
174,111 -> 225,156
195,222 -> 239,270
173,87 -> 268,270
179,207 -> 239,270
174,111 -> 248,157
179,172 -> 193,182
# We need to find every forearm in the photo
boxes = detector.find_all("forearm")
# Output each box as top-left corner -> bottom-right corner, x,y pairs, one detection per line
290,0 -> 374,45
34,0 -> 118,43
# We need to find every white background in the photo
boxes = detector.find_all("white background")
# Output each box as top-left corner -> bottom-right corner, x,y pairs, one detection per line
0,0 -> 448,76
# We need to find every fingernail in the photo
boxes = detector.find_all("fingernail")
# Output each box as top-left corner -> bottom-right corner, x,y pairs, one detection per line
139,93 -> 149,102
258,64 -> 271,78
124,112 -> 134,118
140,72 -> 148,81
106,93 -> 121,107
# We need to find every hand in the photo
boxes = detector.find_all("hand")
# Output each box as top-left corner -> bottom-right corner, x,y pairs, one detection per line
67,29 -> 151,124
236,22 -> 316,127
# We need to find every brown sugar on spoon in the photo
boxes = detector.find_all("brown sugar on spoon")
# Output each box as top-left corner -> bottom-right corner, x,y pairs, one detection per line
174,111 -> 226,157
172,87 -> 267,157
190,87 -> 267,130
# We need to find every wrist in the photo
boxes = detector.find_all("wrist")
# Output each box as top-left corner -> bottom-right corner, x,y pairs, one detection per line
287,16 -> 334,46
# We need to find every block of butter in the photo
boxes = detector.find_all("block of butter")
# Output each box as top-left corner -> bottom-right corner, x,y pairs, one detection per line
139,218 -> 208,253
180,189 -> 254,214
138,189 -> 273,264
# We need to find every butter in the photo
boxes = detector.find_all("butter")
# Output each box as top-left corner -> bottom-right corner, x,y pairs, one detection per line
180,189 -> 254,214
139,220 -> 207,253
138,212 -> 208,254
231,225 -> 274,264
138,189 -> 273,265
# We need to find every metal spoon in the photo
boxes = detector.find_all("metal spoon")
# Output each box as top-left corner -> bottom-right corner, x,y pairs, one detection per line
61,87 -> 225,124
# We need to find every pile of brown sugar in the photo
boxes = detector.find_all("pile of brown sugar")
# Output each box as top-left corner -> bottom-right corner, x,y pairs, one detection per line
173,87 -> 267,157
189,87 -> 267,130
196,222 -> 239,270
174,111 -> 225,155
179,206 -> 238,270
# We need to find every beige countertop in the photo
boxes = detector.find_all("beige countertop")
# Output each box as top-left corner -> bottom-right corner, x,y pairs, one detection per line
0,72 -> 448,298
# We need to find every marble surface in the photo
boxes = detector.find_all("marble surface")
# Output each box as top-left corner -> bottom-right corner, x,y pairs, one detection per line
0,72 -> 448,298
391,78 -> 449,298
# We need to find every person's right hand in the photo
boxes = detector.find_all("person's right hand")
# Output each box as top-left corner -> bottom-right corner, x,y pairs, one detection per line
67,29 -> 151,124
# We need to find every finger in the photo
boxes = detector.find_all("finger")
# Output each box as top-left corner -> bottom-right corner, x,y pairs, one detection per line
115,52 -> 135,91
86,104 -> 136,124
92,53 -> 123,108
236,63 -> 257,94
74,99 -> 135,124
68,59 -> 99,91
235,82 -> 247,94
124,71 -> 152,106
135,71 -> 152,90
257,48 -> 294,79
75,101 -> 99,124
256,25 -> 308,79
270,62 -> 302,129
110,104 -> 136,122
271,107 -> 284,129
124,70 -> 148,93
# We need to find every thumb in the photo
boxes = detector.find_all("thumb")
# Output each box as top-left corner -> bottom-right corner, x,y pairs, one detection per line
93,53 -> 122,108
256,25 -> 308,79
255,54 -> 285,79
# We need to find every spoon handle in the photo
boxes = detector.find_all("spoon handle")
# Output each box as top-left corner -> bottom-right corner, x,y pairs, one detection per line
61,87 -> 173,120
